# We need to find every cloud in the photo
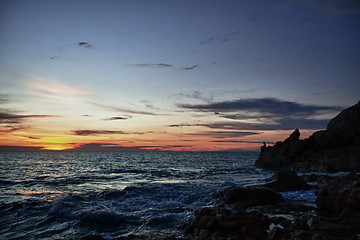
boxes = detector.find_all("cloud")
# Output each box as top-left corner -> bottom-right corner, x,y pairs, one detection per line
178,98 -> 341,115
210,139 -> 276,144
183,65 -> 199,70
246,12 -> 263,23
72,129 -> 150,136
78,42 -> 93,48
186,130 -> 260,138
199,31 -> 240,45
0,94 -> 10,104
174,91 -> 213,102
69,143 -> 159,151
25,74 -> 91,102
200,118 -> 330,131
128,63 -> 173,68
0,145 -> 44,151
0,125 -> 29,133
50,56 -> 60,60
103,116 -> 132,121
0,110 -> 61,124
90,102 -> 158,116
177,98 -> 342,130
72,130 -> 126,136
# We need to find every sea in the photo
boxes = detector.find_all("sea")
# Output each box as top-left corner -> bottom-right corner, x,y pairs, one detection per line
0,151 -> 317,240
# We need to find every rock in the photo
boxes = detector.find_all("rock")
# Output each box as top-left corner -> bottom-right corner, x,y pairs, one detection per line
316,179 -> 360,215
80,234 -> 186,240
255,101 -> 360,172
185,207 -> 270,240
80,235 -> 105,240
263,170 -> 310,192
213,186 -> 284,210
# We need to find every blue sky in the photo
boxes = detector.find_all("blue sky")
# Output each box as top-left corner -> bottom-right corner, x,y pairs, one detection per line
0,0 -> 359,151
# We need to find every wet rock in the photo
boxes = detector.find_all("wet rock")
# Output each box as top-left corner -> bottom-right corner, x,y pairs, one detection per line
316,179 -> 360,215
186,207 -> 270,240
255,101 -> 360,172
263,170 -> 310,192
213,186 -> 284,210
80,235 -> 105,240
80,234 -> 187,240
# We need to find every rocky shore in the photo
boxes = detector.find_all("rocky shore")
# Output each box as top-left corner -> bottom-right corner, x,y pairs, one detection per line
255,101 -> 360,172
81,101 -> 360,240
183,101 -> 360,239
82,171 -> 360,240
185,101 -> 360,239
185,171 -> 360,240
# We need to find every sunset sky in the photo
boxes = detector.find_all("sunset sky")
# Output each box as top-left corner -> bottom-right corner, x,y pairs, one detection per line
0,0 -> 359,151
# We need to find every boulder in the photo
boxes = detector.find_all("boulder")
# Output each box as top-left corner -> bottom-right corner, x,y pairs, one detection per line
213,186 -> 284,210
255,101 -> 360,172
262,170 -> 309,192
316,179 -> 360,215
185,207 -> 270,240
80,235 -> 105,240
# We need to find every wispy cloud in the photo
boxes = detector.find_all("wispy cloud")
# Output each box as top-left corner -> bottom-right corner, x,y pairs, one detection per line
246,12 -> 263,23
174,91 -> 213,103
177,98 -> 342,130
199,30 -> 240,45
72,130 -> 126,136
128,63 -> 173,68
211,139 -> 276,144
200,119 -> 331,131
90,102 -> 158,116
0,110 -> 61,124
72,129 -> 149,136
0,125 -> 29,133
103,115 -> 132,121
183,65 -> 199,70
69,143 -> 160,151
186,130 -> 260,138
25,75 -> 91,102
0,145 -> 43,151
0,94 -> 10,104
78,41 -> 93,48
178,98 -> 340,115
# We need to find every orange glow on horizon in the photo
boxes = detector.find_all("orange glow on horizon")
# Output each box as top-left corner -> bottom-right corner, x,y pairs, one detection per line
0,126 -> 323,152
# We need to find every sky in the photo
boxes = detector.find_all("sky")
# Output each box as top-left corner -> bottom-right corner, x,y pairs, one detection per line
0,0 -> 359,151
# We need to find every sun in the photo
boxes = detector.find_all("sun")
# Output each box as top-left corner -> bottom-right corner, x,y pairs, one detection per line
42,145 -> 72,151
32,137 -> 75,151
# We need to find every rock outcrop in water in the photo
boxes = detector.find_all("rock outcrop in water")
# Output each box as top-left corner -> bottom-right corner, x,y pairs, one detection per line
255,101 -> 360,172
185,207 -> 270,240
186,172 -> 360,240
186,186 -> 283,239
212,186 -> 284,210
262,170 -> 309,192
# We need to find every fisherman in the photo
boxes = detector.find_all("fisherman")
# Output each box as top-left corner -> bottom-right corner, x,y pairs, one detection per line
261,142 -> 266,150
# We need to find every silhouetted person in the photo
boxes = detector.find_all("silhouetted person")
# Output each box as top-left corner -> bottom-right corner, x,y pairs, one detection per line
261,142 -> 266,150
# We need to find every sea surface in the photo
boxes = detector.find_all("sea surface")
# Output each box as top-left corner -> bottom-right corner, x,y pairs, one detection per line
0,151 -> 315,240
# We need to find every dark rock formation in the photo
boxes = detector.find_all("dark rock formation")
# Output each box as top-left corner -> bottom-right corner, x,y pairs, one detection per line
213,186 -> 284,210
268,215 -> 360,240
263,170 -> 310,192
255,101 -> 360,172
80,234 -> 185,240
185,207 -> 270,240
316,177 -> 360,215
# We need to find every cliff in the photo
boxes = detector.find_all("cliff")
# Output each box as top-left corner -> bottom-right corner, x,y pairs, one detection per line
255,101 -> 360,172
